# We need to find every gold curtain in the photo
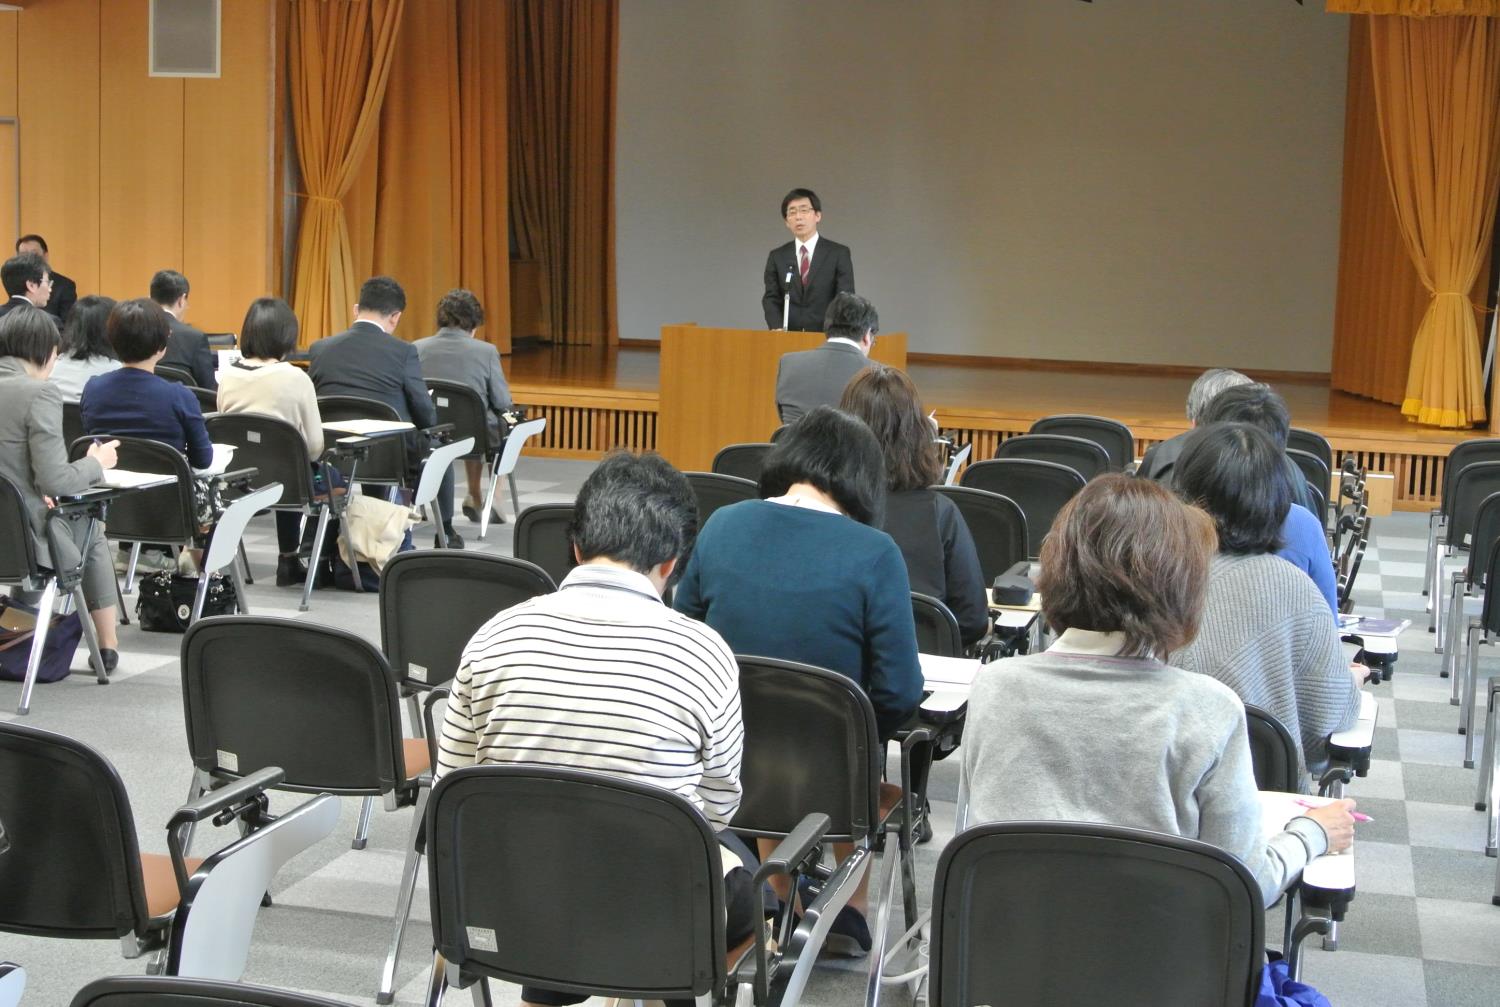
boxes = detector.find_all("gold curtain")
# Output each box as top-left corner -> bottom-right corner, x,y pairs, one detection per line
508,0 -> 619,346
1328,2 -> 1500,14
1368,14 -> 1500,427
287,0 -> 404,346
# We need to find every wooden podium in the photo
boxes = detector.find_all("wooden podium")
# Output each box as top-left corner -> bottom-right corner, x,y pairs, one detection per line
656,324 -> 908,471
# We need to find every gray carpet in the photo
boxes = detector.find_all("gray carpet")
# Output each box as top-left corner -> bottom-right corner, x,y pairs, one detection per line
2,459 -> 1498,1006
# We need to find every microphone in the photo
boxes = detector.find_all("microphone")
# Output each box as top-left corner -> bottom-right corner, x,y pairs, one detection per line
783,265 -> 793,330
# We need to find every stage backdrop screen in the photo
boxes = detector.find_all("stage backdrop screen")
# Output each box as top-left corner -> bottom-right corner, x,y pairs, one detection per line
616,0 -> 1349,373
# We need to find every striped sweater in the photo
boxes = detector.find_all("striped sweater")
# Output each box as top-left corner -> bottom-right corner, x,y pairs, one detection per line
437,564 -> 744,828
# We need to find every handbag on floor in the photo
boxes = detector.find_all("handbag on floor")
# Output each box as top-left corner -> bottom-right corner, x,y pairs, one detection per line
0,596 -> 85,683
136,572 -> 237,633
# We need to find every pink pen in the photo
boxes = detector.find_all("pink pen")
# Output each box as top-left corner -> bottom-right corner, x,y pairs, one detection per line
1292,797 -> 1372,822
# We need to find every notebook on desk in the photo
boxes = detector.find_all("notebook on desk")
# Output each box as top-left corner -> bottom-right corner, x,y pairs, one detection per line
99,469 -> 177,490
323,419 -> 415,436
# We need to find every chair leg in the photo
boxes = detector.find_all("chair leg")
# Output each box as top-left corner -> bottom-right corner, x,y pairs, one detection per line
123,542 -> 142,595
238,540 -> 253,585
15,579 -> 58,716
424,950 -> 450,1007
73,586 -> 108,685
1444,577 -> 1465,687
1436,556 -> 1451,654
406,693 -> 425,740
429,503 -> 444,550
300,507 -> 331,612
508,473 -> 521,521
480,455 -> 504,540
114,569 -> 131,626
352,795 -> 375,851
1464,630 -> 1484,767
1479,682 -> 1498,812
1484,685 -> 1500,858
1425,511 -> 1440,601
231,557 -> 251,616
376,787 -> 429,1004
469,977 -> 491,1007
189,574 -> 211,626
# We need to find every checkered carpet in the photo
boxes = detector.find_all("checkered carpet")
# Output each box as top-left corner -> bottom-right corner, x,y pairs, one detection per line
2,464 -> 1498,1005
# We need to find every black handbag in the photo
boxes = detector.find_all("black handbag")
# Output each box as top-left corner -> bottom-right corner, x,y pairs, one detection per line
136,572 -> 237,633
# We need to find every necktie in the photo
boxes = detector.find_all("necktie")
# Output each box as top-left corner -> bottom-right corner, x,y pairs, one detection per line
799,246 -> 810,287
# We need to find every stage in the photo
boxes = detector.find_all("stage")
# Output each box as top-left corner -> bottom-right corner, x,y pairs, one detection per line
507,342 -> 1489,512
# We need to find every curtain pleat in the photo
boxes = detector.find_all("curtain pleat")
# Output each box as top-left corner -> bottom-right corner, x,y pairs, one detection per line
1328,2 -> 1500,14
287,0 -> 404,347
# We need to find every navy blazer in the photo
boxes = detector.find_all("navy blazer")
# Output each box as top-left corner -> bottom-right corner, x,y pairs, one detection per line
162,315 -> 218,390
79,366 -> 213,469
308,320 -> 438,428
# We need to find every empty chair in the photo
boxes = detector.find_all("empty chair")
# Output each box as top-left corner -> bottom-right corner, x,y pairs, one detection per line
712,442 -> 774,483
155,363 -> 196,386
769,424 -> 791,443
1288,449 -> 1331,506
1441,491 -> 1500,687
1433,461 -> 1500,660
686,471 -> 759,528
513,503 -> 577,587
191,483 -> 283,624
1425,438 -> 1500,617
61,400 -> 84,449
189,386 -> 218,414
410,437 -> 475,549
72,977 -> 356,1007
913,592 -> 963,657
317,395 -> 410,490
993,433 -> 1110,481
931,485 -> 1028,582
1459,536 -> 1500,771
959,459 -> 1085,560
1288,427 -> 1334,476
487,417 -> 549,531
1028,414 -> 1134,471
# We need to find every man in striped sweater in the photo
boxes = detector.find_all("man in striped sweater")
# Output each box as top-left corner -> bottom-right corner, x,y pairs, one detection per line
437,452 -> 754,1005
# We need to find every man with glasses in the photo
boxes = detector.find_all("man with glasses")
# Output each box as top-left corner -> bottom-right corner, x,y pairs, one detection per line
0,254 -> 58,329
762,187 -> 855,331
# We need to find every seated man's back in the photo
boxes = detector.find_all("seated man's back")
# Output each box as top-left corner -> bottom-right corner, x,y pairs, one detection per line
775,342 -> 870,426
308,320 -> 436,427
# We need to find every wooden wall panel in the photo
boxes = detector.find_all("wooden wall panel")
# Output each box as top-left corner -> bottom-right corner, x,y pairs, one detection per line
1,13 -> 17,249
98,0 -> 184,302
0,12 -> 16,118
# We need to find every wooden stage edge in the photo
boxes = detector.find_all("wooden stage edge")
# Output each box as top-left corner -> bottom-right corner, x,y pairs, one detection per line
507,342 -> 1488,512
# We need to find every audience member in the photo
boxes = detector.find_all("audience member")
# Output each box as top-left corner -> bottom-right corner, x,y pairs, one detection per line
149,269 -> 217,390
80,298 -> 213,470
0,306 -> 121,669
1136,367 -> 1251,483
1196,382 -> 1335,614
1172,423 -> 1360,780
774,292 -> 876,425
414,288 -> 512,526
14,234 -> 76,323
0,254 -> 58,328
840,364 -> 988,645
48,296 -> 120,402
217,297 -> 327,587
438,451 -> 755,1007
674,404 -> 922,955
960,474 -> 1356,906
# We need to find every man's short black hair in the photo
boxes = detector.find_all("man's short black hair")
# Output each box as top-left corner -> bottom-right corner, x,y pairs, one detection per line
106,298 -> 172,365
760,405 -> 887,526
436,289 -> 485,332
1197,382 -> 1291,450
569,451 -> 698,578
15,234 -> 47,255
239,297 -> 300,360
2,254 -> 47,297
780,188 -> 821,217
149,269 -> 190,307
0,305 -> 61,367
357,276 -> 406,316
1175,422 -> 1290,556
823,292 -> 878,342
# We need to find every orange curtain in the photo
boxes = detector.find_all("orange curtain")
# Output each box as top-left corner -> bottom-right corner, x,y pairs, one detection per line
287,0 -> 404,346
508,0 -> 618,347
1368,14 -> 1500,427
1329,2 -> 1500,13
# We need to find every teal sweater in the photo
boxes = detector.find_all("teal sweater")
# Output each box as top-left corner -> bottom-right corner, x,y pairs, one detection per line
673,500 -> 924,737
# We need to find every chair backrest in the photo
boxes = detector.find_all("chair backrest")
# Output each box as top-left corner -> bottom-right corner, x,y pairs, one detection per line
71,977 -> 357,1007
380,551 -> 557,694
426,378 -> 497,456
993,433 -> 1109,481
0,474 -> 40,584
1287,449 -> 1331,502
1468,492 -> 1500,586
201,484 -> 283,579
769,424 -> 790,443
931,821 -> 1262,1007
190,386 -> 218,414
0,721 -> 149,940
66,435 -> 198,544
1448,460 -> 1500,548
513,503 -> 578,587
204,414 -> 317,507
942,442 -> 972,486
413,436 -> 475,510
427,765 -> 726,1002
959,459 -> 1086,560
684,472 -> 758,528
62,400 -> 84,449
1243,704 -> 1301,793
1480,535 -> 1500,637
495,418 -> 549,479
180,617 -> 411,796
1287,427 -> 1333,474
1305,480 -> 1329,534
931,485 -> 1028,582
1028,415 -> 1134,471
913,592 -> 963,657
156,364 -> 195,386
316,395 -> 407,485
711,442 -> 773,483
731,656 -> 880,843
1442,438 -> 1500,517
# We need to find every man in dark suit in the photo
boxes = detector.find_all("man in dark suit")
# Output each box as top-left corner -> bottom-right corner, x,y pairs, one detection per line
761,188 -> 855,331
775,292 -> 877,425
150,269 -> 218,390
0,253 -> 58,329
309,276 -> 461,548
15,235 -> 76,324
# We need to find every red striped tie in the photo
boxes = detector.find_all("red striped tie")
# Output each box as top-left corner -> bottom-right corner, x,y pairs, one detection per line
799,246 -> 810,287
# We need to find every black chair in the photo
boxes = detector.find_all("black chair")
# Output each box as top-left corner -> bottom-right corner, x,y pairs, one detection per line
1434,461 -> 1500,657
1305,480 -> 1329,536
930,822 -> 1268,1007
1441,491 -> 1500,687
993,433 -> 1110,481
1288,449 -> 1331,506
769,424 -> 791,443
72,978 -> 355,1007
1426,438 -> 1500,610
380,550 -> 556,733
1245,704 -> 1302,794
426,378 -> 506,533
960,459 -> 1086,560
712,443 -> 774,483
931,485 -> 1028,583
1028,414 -> 1135,471
155,364 -> 196,386
686,472 -> 759,528
317,395 -> 410,490
205,413 -> 338,612
913,592 -> 962,657
61,399 -> 83,449
513,502 -> 577,587
190,386 -> 218,414
1459,536 -> 1500,771
1288,427 -> 1334,476
67,436 -> 198,594
179,617 -> 430,1003
424,765 -> 833,1007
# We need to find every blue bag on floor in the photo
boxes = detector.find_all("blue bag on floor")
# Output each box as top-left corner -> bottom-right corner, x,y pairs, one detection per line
1256,954 -> 1332,1007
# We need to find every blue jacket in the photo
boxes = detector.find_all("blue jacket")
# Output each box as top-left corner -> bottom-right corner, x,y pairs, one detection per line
80,366 -> 213,469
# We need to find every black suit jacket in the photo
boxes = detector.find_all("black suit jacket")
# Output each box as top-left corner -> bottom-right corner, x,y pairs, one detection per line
762,237 -> 854,331
0,296 -> 59,330
308,320 -> 438,429
162,315 -> 218,390
43,271 -> 77,325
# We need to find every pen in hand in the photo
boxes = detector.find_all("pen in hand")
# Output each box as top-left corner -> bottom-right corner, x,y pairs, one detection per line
1293,796 -> 1372,822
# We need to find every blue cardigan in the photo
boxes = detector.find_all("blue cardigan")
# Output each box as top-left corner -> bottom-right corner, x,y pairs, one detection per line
673,499 -> 924,737
79,367 -> 213,469
1275,503 -> 1338,618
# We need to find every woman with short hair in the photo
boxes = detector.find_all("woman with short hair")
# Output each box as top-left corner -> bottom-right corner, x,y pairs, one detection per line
48,295 -> 119,401
961,474 -> 1356,906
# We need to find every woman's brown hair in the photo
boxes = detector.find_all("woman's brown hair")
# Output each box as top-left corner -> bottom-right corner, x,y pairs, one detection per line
839,364 -> 941,492
1037,473 -> 1217,659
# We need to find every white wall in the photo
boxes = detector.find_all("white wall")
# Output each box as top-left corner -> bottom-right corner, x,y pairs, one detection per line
616,0 -> 1349,371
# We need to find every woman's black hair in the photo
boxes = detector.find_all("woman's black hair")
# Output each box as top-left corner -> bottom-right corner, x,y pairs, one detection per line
239,297 -> 300,360
1174,421 -> 1291,555
61,295 -> 117,362
758,405 -> 887,526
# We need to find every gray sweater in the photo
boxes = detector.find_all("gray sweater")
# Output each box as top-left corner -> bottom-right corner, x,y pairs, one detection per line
1174,553 -> 1361,781
961,637 -> 1329,906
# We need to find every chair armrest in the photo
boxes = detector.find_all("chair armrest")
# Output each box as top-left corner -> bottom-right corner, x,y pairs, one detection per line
422,688 -> 452,773
165,766 -> 285,906
210,466 -> 260,493
750,813 -> 830,889
421,423 -> 456,443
